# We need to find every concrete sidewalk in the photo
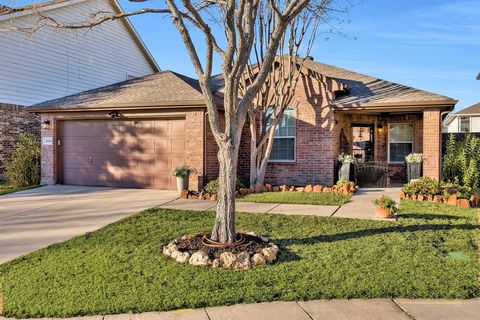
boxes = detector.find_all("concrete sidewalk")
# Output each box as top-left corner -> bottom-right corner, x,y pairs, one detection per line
3,298 -> 478,320
158,188 -> 402,220
334,187 -> 401,220
159,199 -> 340,217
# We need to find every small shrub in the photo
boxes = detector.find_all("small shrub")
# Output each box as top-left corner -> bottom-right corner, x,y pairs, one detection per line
373,195 -> 398,214
401,177 -> 440,196
172,166 -> 195,178
204,177 -> 244,194
442,133 -> 480,190
5,133 -> 41,188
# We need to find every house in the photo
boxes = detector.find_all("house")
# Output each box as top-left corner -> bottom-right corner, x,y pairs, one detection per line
0,0 -> 158,178
30,59 -> 456,190
444,103 -> 480,133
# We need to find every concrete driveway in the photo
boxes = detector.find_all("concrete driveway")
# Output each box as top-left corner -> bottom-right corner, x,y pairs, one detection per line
0,185 -> 178,264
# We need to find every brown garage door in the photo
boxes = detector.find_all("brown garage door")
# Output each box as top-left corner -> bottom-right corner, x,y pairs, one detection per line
59,119 -> 185,189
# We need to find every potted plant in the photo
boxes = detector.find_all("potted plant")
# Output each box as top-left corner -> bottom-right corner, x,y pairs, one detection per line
337,153 -> 356,182
405,153 -> 422,182
372,195 -> 398,218
172,166 -> 195,193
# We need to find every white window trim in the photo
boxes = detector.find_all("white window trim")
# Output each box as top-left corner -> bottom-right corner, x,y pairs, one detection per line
387,123 -> 414,164
458,116 -> 471,133
268,107 -> 296,163
268,136 -> 296,163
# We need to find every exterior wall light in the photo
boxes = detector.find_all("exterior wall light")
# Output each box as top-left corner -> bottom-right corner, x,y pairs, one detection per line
108,111 -> 120,119
41,119 -> 51,130
377,123 -> 384,133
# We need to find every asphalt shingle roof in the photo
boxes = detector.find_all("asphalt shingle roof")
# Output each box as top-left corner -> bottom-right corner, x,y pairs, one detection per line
301,59 -> 456,105
456,102 -> 480,115
31,71 -> 205,108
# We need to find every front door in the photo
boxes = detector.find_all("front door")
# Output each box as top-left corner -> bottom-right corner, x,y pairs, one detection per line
351,124 -> 374,162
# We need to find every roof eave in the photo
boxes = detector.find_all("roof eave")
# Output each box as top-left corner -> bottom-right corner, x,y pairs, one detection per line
28,100 -> 209,113
333,99 -> 456,113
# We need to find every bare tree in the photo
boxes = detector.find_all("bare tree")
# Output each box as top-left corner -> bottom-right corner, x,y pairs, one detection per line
244,15 -> 318,190
20,0 -> 337,243
244,4 -> 351,190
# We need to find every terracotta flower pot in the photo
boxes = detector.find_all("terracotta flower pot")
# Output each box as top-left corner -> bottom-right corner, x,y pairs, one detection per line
374,206 -> 394,218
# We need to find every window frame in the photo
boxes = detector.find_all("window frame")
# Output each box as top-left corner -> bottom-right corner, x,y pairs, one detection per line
387,123 -> 414,164
268,107 -> 296,163
459,116 -> 471,133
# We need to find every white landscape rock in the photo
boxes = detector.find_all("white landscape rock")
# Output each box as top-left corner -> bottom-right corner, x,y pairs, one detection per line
219,252 -> 237,268
175,252 -> 190,264
189,251 -> 211,266
170,250 -> 180,259
251,253 -> 267,266
211,258 -> 222,268
163,242 -> 178,256
236,252 -> 251,269
262,247 -> 278,263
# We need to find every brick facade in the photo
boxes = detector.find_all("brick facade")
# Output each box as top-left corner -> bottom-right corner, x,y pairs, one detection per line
205,83 -> 443,187
0,103 -> 40,179
38,93 -> 445,189
423,109 -> 442,180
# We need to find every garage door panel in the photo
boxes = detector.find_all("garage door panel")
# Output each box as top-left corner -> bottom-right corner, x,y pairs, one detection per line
63,155 -> 91,170
155,157 -> 170,171
61,119 -> 185,189
155,175 -> 174,189
64,139 -> 91,153
171,120 -> 186,137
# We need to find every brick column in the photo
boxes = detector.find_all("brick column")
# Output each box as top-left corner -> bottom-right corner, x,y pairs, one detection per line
422,109 -> 441,180
40,114 -> 56,185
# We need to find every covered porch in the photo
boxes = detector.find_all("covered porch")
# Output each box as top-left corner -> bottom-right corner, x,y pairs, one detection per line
333,106 -> 446,187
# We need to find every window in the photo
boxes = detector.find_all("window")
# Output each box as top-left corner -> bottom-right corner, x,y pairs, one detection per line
268,107 -> 296,161
388,123 -> 413,163
459,117 -> 470,132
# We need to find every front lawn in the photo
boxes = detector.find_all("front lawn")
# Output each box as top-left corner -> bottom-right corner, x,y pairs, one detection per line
238,191 -> 351,205
0,200 -> 478,318
0,184 -> 40,196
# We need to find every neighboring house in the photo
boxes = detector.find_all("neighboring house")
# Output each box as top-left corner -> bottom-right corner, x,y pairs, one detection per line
30,59 -> 456,190
0,0 -> 158,177
444,103 -> 480,133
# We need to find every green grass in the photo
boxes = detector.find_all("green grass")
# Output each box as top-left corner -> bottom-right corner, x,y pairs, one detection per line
0,184 -> 40,196
0,200 -> 479,318
238,191 -> 351,205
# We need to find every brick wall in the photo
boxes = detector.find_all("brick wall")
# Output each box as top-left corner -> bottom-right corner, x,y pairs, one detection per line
0,103 -> 40,179
204,113 -> 250,186
423,109 -> 441,180
262,74 -> 337,186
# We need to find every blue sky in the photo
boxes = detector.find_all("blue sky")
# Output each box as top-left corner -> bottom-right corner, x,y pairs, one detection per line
119,0 -> 479,111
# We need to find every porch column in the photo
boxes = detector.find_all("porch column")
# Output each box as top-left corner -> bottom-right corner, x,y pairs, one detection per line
422,109 -> 441,180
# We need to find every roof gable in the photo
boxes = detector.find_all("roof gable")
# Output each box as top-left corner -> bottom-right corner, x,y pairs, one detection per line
301,59 -> 456,107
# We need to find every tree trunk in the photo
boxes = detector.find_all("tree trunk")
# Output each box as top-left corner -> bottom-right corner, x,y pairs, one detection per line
211,143 -> 239,243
